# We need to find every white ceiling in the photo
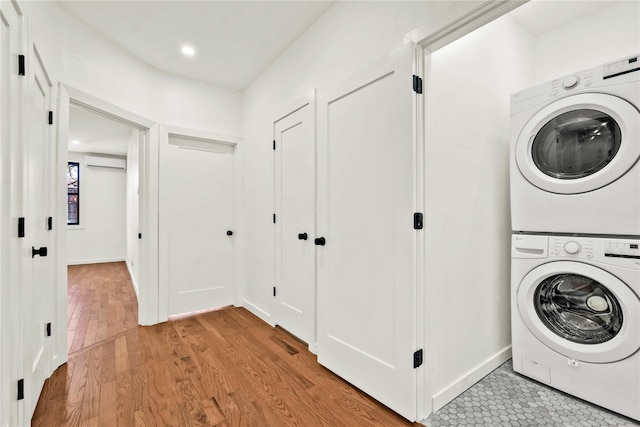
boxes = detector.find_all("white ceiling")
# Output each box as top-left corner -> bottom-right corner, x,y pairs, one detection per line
56,0 -> 335,90
69,104 -> 133,156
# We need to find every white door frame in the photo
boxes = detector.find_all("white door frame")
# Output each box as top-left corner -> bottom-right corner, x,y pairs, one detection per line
412,0 -> 529,421
157,125 -> 241,322
56,86 -> 159,361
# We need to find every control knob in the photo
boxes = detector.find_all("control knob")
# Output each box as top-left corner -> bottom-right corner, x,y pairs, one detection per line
564,241 -> 582,255
562,75 -> 580,89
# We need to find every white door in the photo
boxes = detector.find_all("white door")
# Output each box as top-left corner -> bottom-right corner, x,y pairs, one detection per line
166,136 -> 235,316
274,96 -> 315,344
0,3 -> 24,425
317,44 -> 419,420
23,43 -> 54,421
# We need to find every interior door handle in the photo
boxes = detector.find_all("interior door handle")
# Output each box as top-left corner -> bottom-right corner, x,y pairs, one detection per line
298,233 -> 308,240
32,246 -> 48,258
226,230 -> 233,236
314,237 -> 326,246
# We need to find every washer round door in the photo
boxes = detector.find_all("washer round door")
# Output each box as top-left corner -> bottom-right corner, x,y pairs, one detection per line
515,93 -> 640,194
518,261 -> 640,363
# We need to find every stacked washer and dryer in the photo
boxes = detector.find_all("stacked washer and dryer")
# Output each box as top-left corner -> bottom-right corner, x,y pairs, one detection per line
509,54 -> 640,421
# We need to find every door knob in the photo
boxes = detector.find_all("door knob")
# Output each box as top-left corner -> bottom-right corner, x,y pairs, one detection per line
298,233 -> 308,240
32,246 -> 48,258
226,230 -> 233,236
314,237 -> 326,246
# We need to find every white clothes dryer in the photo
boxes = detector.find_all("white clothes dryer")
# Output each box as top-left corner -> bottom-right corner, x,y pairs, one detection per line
510,54 -> 640,236
511,234 -> 640,421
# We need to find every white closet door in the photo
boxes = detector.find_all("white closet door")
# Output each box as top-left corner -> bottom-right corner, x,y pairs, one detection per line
317,44 -> 418,420
166,137 -> 235,316
24,43 -> 54,421
0,3 -> 24,425
274,96 -> 315,344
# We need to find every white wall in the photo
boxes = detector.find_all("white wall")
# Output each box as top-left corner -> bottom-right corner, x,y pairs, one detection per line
241,0 -> 485,322
531,1 -> 640,83
67,152 -> 127,264
425,15 -> 535,411
126,129 -> 140,294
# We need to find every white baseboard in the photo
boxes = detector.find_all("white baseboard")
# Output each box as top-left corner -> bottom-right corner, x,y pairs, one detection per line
432,345 -> 512,412
67,257 -> 126,266
125,260 -> 139,297
241,299 -> 274,326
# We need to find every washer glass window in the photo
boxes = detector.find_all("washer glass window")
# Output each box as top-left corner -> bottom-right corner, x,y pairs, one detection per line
534,273 -> 623,344
532,109 -> 622,179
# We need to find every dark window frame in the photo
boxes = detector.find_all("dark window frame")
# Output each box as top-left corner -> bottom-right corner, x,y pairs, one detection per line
67,161 -> 80,226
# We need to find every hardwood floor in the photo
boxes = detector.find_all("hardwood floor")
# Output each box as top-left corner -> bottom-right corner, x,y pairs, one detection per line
33,262 -> 419,426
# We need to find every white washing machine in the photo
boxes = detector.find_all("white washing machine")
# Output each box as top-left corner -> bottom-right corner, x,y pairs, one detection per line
511,234 -> 640,421
510,54 -> 640,236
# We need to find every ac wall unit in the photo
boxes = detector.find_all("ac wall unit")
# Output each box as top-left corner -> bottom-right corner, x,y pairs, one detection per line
85,155 -> 127,170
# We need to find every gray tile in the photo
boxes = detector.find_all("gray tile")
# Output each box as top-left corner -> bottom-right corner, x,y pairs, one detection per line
422,360 -> 639,427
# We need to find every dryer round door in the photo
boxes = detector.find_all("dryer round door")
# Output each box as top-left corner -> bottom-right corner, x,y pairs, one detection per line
515,93 -> 640,194
518,261 -> 640,363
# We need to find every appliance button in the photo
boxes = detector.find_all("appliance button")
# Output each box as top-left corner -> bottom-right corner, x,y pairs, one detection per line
564,241 -> 582,255
562,75 -> 580,89
586,253 -> 593,258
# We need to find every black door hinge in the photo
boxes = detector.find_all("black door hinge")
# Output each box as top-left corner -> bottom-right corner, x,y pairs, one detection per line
138,233 -> 142,239
273,140 -> 276,150
17,379 -> 24,400
273,214 -> 276,224
18,55 -> 25,76
413,212 -> 423,230
273,287 -> 276,297
18,217 -> 25,238
48,111 -> 53,125
47,216 -> 53,231
413,349 -> 423,368
46,322 -> 52,337
413,75 -> 423,94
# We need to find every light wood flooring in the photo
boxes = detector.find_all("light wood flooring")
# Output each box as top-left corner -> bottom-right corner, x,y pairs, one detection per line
32,262 -> 419,426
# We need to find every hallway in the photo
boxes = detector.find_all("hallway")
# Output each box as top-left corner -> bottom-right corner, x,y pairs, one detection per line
32,263 -> 417,426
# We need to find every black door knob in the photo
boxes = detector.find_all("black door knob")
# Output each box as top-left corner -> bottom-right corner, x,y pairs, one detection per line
226,230 -> 233,236
32,246 -> 48,258
298,233 -> 308,240
314,237 -> 326,246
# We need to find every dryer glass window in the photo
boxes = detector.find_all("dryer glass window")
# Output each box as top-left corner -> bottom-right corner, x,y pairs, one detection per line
532,109 -> 621,179
534,273 -> 623,344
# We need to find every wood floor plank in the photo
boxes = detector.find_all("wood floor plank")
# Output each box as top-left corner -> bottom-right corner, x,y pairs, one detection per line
32,262 -> 420,426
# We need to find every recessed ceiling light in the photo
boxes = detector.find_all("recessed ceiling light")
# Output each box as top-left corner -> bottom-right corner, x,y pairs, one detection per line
181,45 -> 195,56
71,140 -> 80,145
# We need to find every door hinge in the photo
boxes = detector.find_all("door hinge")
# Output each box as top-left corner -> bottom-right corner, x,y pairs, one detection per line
17,379 -> 24,400
138,233 -> 142,239
48,110 -> 53,125
413,349 -> 423,368
273,213 -> 276,224
47,216 -> 53,231
413,75 -> 423,94
18,217 -> 25,238
273,287 -> 276,297
18,54 -> 25,76
273,140 -> 276,150
46,322 -> 52,337
413,212 -> 423,230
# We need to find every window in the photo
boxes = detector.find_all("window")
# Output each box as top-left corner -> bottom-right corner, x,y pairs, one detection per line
67,162 -> 80,225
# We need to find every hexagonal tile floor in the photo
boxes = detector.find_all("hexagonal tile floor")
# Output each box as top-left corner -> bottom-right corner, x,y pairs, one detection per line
422,360 -> 639,427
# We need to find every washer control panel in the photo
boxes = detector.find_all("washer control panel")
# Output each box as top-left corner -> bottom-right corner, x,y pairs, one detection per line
550,237 -> 594,259
549,70 -> 593,98
605,241 -> 640,259
548,236 -> 640,266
